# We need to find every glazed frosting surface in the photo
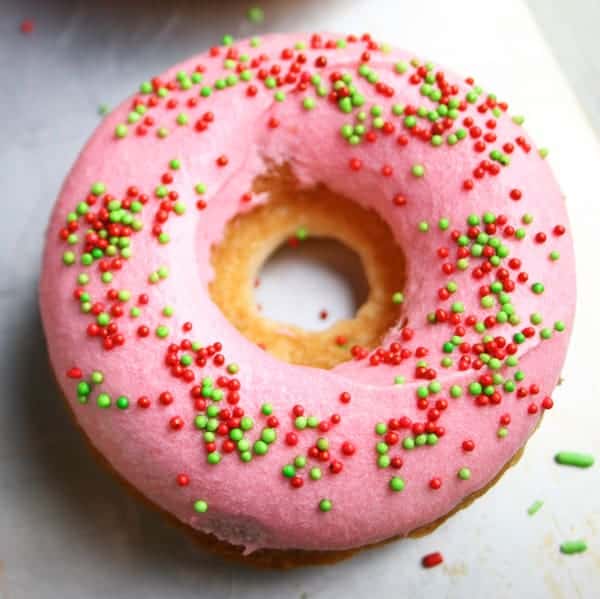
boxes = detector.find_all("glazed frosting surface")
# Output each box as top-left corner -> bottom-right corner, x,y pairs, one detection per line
39,33 -> 575,552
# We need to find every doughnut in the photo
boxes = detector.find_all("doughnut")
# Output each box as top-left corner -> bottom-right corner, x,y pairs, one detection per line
40,32 -> 575,564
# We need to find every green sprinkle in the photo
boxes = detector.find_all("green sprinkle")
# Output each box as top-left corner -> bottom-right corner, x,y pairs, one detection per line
450,385 -> 462,398
310,467 -> 322,481
193,500 -> 208,513
411,164 -> 425,178
316,437 -> 329,451
497,427 -> 508,438
392,292 -> 404,305
554,452 -> 595,468
261,428 -> 277,444
155,325 -> 169,339
438,218 -> 450,231
247,6 -> 264,23
395,61 -> 408,74
116,396 -> 129,410
115,124 -> 128,138
549,250 -> 560,261
294,455 -> 306,468
458,467 -> 471,480
303,97 -> 315,110
429,381 -> 441,393
527,500 -> 544,516
389,476 -> 405,492
282,464 -> 295,478
252,439 -> 269,455
294,416 -> 307,430
418,221 -> 429,233
512,115 -> 525,125
90,371 -> 104,385
207,451 -> 221,464
394,376 -> 405,385
539,148 -> 549,159
96,393 -> 111,409
531,282 -> 545,295
375,422 -> 387,435
559,540 -> 587,555
319,499 -> 332,512
451,302 -> 464,313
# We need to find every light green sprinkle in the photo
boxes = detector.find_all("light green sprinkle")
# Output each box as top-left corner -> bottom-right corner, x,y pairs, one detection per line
392,292 -> 404,305
155,325 -> 169,339
560,540 -> 587,555
247,6 -> 264,23
554,452 -> 595,468
389,476 -> 405,492
527,500 -> 544,516
411,164 -> 425,178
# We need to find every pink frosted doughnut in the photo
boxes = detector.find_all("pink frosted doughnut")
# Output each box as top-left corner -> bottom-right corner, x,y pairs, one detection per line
40,32 -> 575,558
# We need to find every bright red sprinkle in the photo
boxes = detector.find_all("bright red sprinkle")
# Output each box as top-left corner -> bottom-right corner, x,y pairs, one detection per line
20,19 -> 34,34
67,367 -> 82,379
422,551 -> 444,568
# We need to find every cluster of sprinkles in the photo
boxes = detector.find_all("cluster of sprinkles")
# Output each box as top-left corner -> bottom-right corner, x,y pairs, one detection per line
56,31 -> 579,540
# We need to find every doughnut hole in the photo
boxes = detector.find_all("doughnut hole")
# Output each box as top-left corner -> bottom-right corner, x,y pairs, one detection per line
255,237 -> 369,331
209,164 -> 406,369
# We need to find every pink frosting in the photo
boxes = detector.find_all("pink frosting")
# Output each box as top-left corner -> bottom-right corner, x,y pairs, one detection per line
39,33 -> 575,553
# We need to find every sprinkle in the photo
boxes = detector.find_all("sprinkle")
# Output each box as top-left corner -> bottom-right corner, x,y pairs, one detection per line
539,148 -> 549,159
527,500 -> 544,516
155,325 -> 170,339
193,500 -> 208,513
20,19 -> 34,34
512,115 -> 525,125
559,540 -> 587,555
97,393 -> 111,409
411,164 -> 425,178
531,282 -> 545,295
389,476 -> 405,492
115,124 -> 128,138
554,452 -> 595,468
457,467 -> 471,480
98,104 -> 110,116
422,552 -> 443,568
392,292 -> 404,305
319,498 -> 332,512
247,6 -> 265,24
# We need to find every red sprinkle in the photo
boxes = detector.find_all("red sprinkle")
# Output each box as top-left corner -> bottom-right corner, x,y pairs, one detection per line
422,551 -> 444,568
20,19 -> 34,34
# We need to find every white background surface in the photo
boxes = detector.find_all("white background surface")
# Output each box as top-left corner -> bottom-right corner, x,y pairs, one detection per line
1,0 -> 599,597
